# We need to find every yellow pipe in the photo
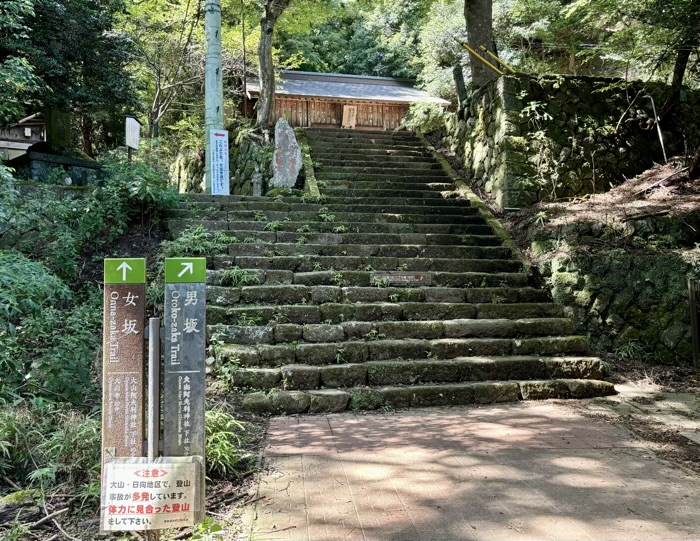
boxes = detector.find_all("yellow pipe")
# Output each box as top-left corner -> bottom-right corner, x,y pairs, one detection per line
480,45 -> 516,73
454,38 -> 504,75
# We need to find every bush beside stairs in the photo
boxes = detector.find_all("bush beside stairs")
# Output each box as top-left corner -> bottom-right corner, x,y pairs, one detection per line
168,128 -> 615,415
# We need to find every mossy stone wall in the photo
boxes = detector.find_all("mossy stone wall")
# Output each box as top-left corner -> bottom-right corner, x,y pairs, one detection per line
532,234 -> 698,364
442,74 -> 700,209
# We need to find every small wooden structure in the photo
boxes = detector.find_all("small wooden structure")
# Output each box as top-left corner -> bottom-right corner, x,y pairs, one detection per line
246,71 -> 449,130
0,114 -> 46,161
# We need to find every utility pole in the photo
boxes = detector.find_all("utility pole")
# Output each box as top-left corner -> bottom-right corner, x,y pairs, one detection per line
242,0 -> 248,117
205,0 -> 224,194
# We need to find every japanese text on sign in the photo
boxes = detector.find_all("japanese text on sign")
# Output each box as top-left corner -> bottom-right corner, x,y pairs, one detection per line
101,458 -> 202,531
209,130 -> 230,196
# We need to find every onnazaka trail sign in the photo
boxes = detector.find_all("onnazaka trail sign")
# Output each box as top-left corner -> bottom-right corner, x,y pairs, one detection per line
102,258 -> 147,462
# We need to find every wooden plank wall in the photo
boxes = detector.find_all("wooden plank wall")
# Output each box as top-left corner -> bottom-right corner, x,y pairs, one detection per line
273,99 -> 408,130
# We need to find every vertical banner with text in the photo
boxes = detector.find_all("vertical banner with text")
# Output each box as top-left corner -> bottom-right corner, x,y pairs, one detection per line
163,258 -> 206,523
102,259 -> 147,464
163,257 -> 207,458
209,129 -> 229,196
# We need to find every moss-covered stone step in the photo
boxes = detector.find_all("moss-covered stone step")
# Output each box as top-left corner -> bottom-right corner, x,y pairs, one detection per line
227,222 -> 492,237
312,149 -> 434,160
228,243 -> 507,261
308,196 -> 471,207
307,128 -> 418,139
206,268 -> 528,288
316,172 -> 450,183
179,200 -> 476,215
316,156 -> 441,166
239,379 -> 616,414
307,139 -> 425,150
319,186 -> 455,198
228,356 -> 605,391
221,209 -> 484,224
319,179 -> 454,190
213,254 -> 521,273
209,318 -> 575,346
168,219 -> 497,239
206,302 -> 564,325
214,335 -> 591,367
316,165 -> 448,176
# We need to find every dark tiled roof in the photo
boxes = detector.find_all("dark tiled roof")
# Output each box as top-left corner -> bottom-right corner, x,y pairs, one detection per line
247,70 -> 450,106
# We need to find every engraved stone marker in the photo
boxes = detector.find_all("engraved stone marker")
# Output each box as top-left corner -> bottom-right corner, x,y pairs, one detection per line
102,259 -> 147,462
271,118 -> 302,189
371,271 -> 432,286
163,258 -> 207,459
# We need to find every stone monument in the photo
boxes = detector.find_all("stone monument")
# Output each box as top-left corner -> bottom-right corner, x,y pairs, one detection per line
271,119 -> 302,189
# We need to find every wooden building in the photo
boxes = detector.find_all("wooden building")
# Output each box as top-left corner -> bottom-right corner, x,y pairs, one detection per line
0,114 -> 46,161
246,71 -> 449,130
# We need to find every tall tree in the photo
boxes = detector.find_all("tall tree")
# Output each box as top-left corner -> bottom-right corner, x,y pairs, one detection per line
257,0 -> 293,127
464,0 -> 495,88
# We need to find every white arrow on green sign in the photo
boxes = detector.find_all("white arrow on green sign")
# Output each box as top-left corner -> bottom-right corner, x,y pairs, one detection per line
165,258 -> 207,283
104,258 -> 147,284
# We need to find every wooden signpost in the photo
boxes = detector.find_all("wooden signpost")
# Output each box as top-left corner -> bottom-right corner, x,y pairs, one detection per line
101,257 -> 207,534
102,258 -> 147,462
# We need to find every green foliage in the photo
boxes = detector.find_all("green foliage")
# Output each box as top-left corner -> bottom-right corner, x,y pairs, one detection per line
0,404 -> 100,491
205,410 -> 255,479
162,226 -> 239,258
190,517 -> 225,541
403,103 -> 448,134
0,252 -> 71,331
220,267 -> 260,287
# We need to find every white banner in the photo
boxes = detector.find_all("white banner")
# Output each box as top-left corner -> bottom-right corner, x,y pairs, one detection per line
209,129 -> 230,196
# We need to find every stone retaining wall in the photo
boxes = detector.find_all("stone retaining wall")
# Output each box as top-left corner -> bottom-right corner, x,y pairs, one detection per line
441,74 -> 700,209
532,234 -> 697,365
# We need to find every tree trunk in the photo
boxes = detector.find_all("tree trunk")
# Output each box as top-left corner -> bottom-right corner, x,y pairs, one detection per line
80,115 -> 95,158
453,65 -> 468,108
663,43 -> 693,112
464,0 -> 495,89
690,145 -> 700,180
256,0 -> 293,128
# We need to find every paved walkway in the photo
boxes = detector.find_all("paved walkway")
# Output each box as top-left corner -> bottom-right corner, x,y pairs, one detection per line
240,400 -> 700,541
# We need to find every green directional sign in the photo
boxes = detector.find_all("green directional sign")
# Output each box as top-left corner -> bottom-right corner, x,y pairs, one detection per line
165,257 -> 207,283
104,258 -> 146,284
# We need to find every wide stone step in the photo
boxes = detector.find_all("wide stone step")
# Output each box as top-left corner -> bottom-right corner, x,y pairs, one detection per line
314,196 -> 471,207
206,285 -> 551,309
316,156 -> 441,167
319,186 -> 455,198
206,302 -> 565,325
317,172 -> 450,183
227,221 -> 490,236
168,218 -> 501,239
206,268 -> 528,288
214,335 -> 592,367
308,140 -> 425,151
312,149 -> 434,160
213,255 -> 522,273
306,129 -> 418,140
178,200 -> 473,214
228,356 -> 605,390
172,209 -> 485,225
210,318 -> 576,347
228,242 -> 509,258
239,379 -> 616,414
316,165 -> 445,175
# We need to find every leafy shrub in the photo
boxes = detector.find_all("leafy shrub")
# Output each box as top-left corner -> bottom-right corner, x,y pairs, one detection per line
0,251 -> 72,331
0,404 -> 100,490
162,225 -> 239,258
205,410 -> 255,479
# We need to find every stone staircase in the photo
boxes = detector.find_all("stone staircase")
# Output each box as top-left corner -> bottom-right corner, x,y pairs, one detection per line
168,128 -> 615,415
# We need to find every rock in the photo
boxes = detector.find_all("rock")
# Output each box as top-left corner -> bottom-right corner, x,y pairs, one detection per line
282,365 -> 320,390
271,119 -> 302,189
242,392 -> 273,415
0,490 -> 42,525
271,391 -> 311,414
309,390 -> 350,413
